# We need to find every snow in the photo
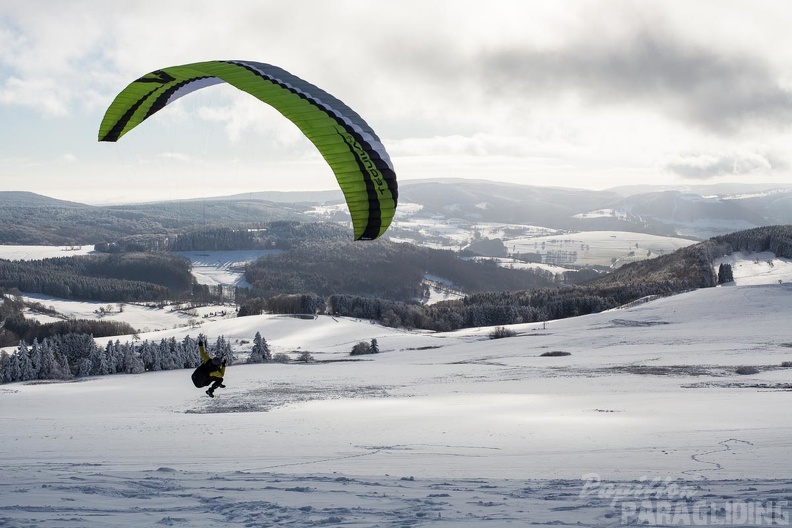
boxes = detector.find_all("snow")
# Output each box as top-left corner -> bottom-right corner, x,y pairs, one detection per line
420,274 -> 465,304
2,249 -> 792,525
573,207 -> 629,220
173,250 -> 280,287
508,230 -> 696,268
0,244 -> 96,260
472,256 -> 569,275
389,213 -> 563,251
713,251 -> 792,285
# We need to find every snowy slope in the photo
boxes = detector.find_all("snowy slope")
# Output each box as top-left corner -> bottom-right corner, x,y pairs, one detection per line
713,250 -> 792,285
2,281 -> 792,526
2,249 -> 792,526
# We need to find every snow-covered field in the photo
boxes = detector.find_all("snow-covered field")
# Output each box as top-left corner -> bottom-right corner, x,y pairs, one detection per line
714,251 -> 792,286
2,288 -> 791,526
2,253 -> 792,525
509,231 -> 697,268
172,249 -> 280,288
0,244 -> 96,260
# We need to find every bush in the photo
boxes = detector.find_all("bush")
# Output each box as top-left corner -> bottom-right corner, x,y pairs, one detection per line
781,361 -> 792,367
540,351 -> 571,357
735,366 -> 760,375
296,351 -> 314,363
271,353 -> 290,363
489,327 -> 516,339
351,341 -> 374,356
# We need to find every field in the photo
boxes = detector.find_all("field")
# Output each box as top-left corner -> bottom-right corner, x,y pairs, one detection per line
507,230 -> 697,268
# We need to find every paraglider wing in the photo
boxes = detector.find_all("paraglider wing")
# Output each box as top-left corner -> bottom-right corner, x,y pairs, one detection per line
99,60 -> 397,240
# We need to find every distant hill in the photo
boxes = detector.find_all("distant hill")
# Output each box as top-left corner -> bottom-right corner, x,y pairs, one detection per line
398,179 -> 620,229
215,189 -> 344,203
0,191 -> 89,209
397,180 -> 792,239
3,181 -> 792,246
610,190 -> 767,239
0,192 -> 307,245
589,224 -> 792,291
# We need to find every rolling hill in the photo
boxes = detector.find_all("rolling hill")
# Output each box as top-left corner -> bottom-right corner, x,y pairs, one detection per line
3,181 -> 792,247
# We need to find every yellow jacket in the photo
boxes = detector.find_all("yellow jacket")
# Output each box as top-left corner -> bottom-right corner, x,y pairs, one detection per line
199,342 -> 226,379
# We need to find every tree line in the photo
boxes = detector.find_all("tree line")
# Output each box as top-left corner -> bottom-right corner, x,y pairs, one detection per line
706,224 -> 792,259
316,281 -> 668,332
243,238 -> 557,302
0,315 -> 136,348
0,197 -> 307,246
241,228 -> 792,331
0,253 -> 194,303
0,334 -> 235,384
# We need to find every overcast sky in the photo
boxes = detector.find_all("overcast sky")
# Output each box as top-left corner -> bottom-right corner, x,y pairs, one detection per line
3,1 -> 792,204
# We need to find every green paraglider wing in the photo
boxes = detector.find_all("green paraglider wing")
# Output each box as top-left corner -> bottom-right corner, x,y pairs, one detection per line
99,60 -> 397,240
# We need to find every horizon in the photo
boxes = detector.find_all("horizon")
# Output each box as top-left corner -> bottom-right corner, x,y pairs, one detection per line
7,178 -> 792,208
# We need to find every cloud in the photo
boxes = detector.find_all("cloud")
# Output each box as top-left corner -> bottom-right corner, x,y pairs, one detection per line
664,150 -> 775,180
0,76 -> 69,115
157,152 -> 202,164
476,28 -> 792,136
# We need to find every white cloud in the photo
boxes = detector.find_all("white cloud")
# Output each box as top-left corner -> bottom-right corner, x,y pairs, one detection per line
664,150 -> 775,180
0,76 -> 69,115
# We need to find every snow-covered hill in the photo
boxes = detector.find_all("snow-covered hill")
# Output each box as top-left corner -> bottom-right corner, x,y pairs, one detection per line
713,251 -> 792,286
2,278 -> 791,525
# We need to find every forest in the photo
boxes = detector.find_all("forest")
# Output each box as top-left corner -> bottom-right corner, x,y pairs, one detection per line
0,194 -> 308,246
0,333 -> 235,384
0,252 -> 195,302
238,225 -> 792,331
243,238 -> 557,301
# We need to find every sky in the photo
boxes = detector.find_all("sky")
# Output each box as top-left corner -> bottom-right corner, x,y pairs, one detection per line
3,1 -> 792,204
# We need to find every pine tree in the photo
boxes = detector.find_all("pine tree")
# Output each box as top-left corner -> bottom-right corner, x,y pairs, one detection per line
76,356 -> 92,377
106,340 -> 124,374
247,331 -> 271,363
16,342 -> 35,381
214,335 -> 233,364
55,349 -> 72,379
158,338 -> 176,371
37,340 -> 58,380
718,263 -> 734,284
88,342 -> 110,376
261,334 -> 271,361
29,340 -> 42,379
183,336 -> 201,368
2,351 -> 21,383
121,343 -> 145,374
139,341 -> 160,371
370,338 -> 379,354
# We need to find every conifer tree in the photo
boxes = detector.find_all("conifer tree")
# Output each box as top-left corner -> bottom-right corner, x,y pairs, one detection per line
139,341 -> 160,371
214,335 -> 234,364
37,340 -> 58,380
76,356 -> 92,377
121,343 -> 145,374
55,349 -> 72,379
16,342 -> 35,381
183,336 -> 201,368
29,339 -> 42,379
2,351 -> 20,382
247,332 -> 271,363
